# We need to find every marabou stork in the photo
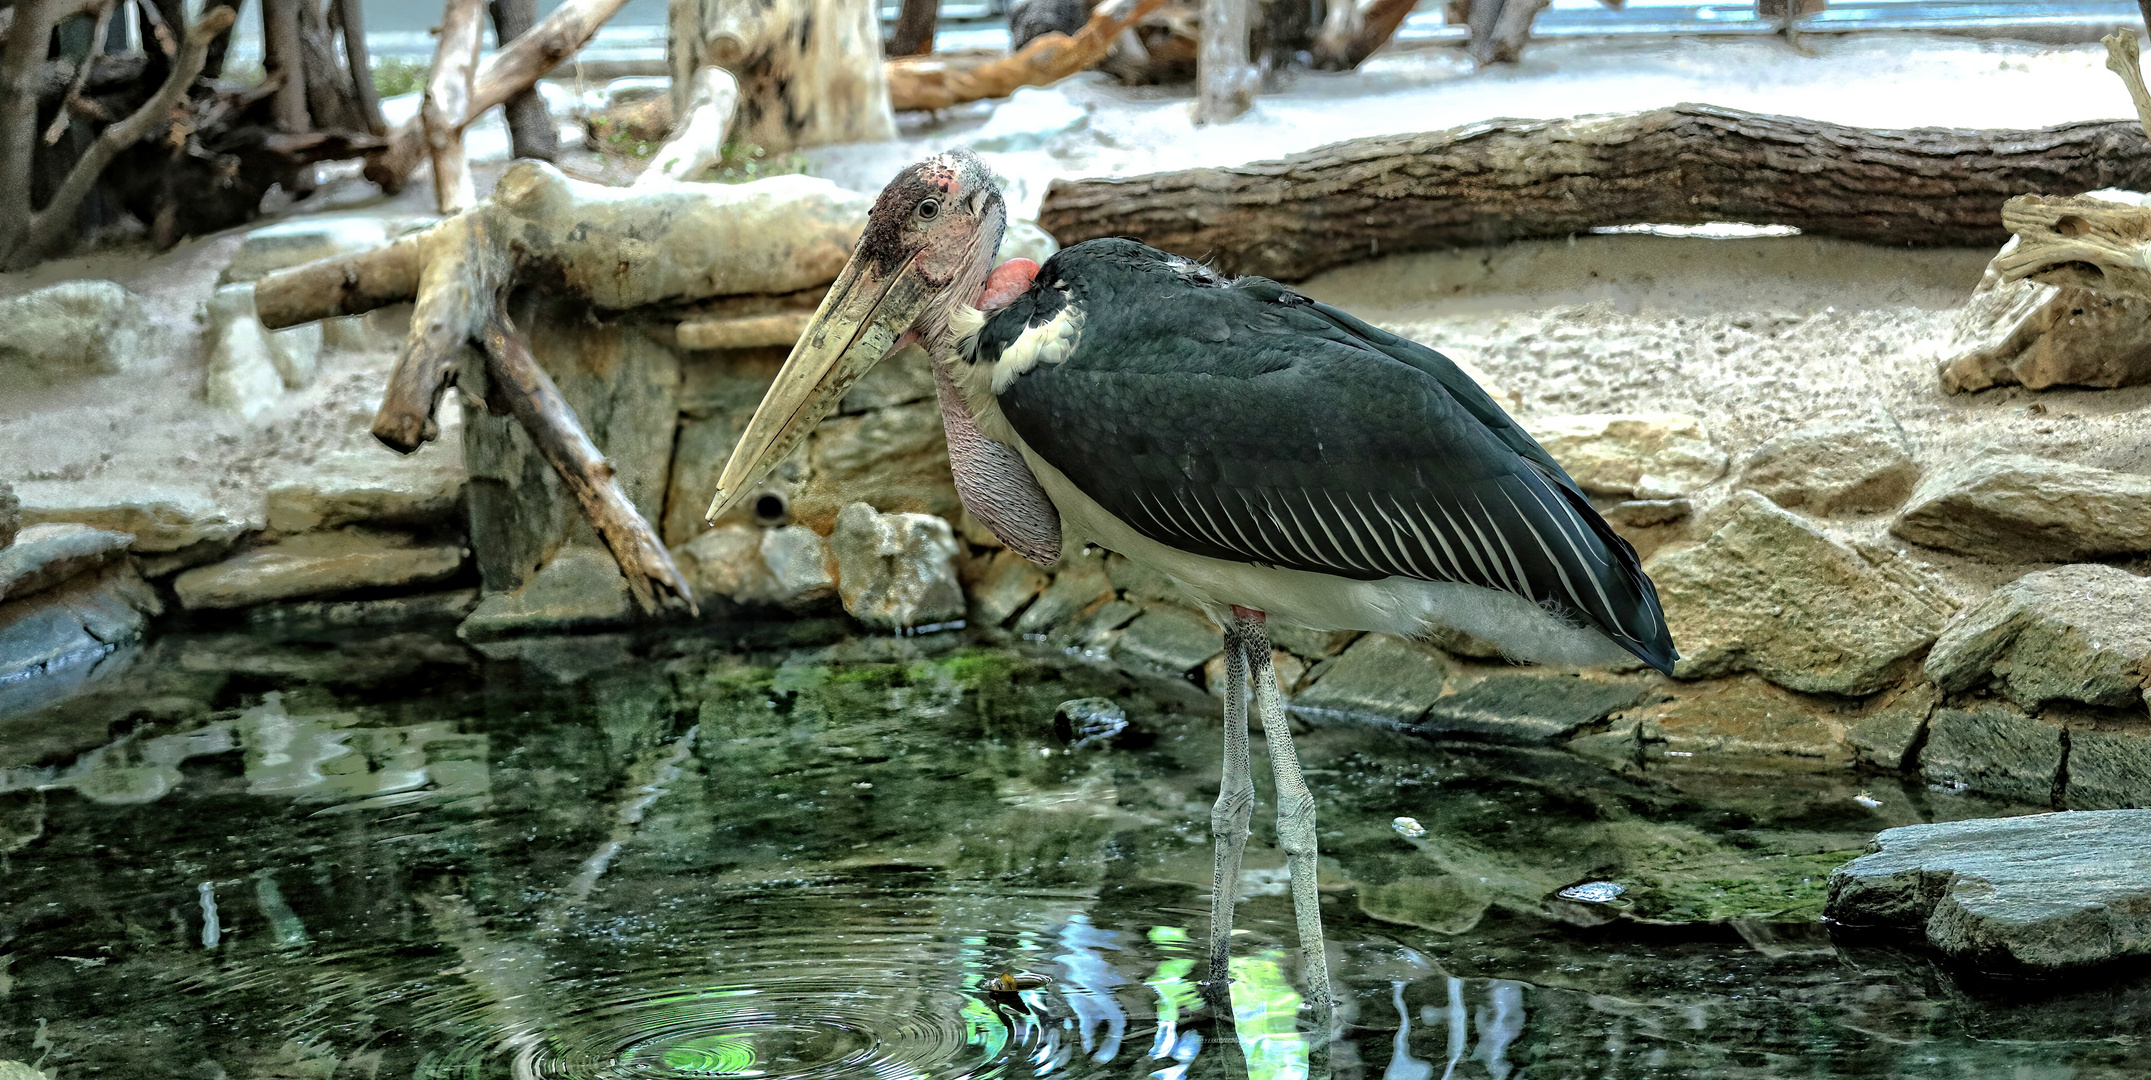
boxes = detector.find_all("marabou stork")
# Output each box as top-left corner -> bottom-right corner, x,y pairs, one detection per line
707,150 -> 1678,1010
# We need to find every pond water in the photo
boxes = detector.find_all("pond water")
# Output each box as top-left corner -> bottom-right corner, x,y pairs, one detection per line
1,618 -> 2145,1079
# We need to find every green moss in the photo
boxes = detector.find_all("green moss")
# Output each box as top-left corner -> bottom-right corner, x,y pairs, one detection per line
372,57 -> 426,98
1623,849 -> 1863,924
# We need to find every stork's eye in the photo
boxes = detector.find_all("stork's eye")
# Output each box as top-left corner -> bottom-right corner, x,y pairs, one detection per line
917,198 -> 941,221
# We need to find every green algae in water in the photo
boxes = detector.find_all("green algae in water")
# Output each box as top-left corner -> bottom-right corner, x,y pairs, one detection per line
0,626 -> 2143,1079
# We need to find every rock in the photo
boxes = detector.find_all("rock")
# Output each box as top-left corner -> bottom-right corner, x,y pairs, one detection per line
1202,647 -> 1306,698
1648,492 -> 1955,696
675,524 -> 780,606
1422,673 -> 1652,745
1268,623 -> 1359,661
1011,548 -> 1112,636
0,523 -> 134,603
0,280 -> 153,385
1922,704 -> 2063,804
1521,413 -> 1727,499
1924,564 -> 2151,711
761,525 -> 836,606
967,86 -> 1088,151
15,481 -> 250,553
1892,453 -> 2151,562
0,562 -> 161,682
264,450 -> 465,534
966,549 -> 1051,627
1847,683 -> 1936,771
1603,499 -> 1691,528
1737,409 -> 1919,517
458,545 -> 634,641
1824,809 -> 2151,974
1358,875 -> 1491,934
1106,552 -> 1179,606
791,401 -> 958,533
1939,244 -> 2151,393
829,502 -> 964,631
205,284 -> 288,419
220,217 -> 393,283
1622,674 -> 1849,760
172,531 -> 467,610
0,481 -> 17,549
663,411 -> 753,546
1058,598 -> 1142,649
1290,634 -> 1451,725
840,343 -> 936,415
2063,726 -> 2151,810
1112,605 -> 1222,676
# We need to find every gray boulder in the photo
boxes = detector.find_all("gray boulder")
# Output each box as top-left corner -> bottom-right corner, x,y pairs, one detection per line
1892,453 -> 2151,562
0,562 -> 162,682
1922,703 -> 2063,804
0,523 -> 134,603
1291,634 -> 1452,724
760,525 -> 836,607
0,280 -> 153,385
1737,409 -> 1919,517
458,545 -> 633,641
1825,809 -> 2151,974
1924,564 -> 2151,711
830,502 -> 964,631
1647,492 -> 1955,696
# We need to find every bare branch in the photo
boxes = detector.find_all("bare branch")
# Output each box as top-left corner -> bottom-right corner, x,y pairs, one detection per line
2104,29 -> 2151,143
8,5 -> 235,269
422,0 -> 482,213
480,314 -> 698,617
43,0 -> 113,144
887,0 -> 1165,111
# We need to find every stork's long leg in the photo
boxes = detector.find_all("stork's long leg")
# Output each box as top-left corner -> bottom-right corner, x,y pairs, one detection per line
1239,610 -> 1338,1009
1204,618 -> 1256,1007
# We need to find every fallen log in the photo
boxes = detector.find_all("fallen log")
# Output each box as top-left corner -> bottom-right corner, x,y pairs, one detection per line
887,0 -> 1166,111
1037,104 -> 2151,281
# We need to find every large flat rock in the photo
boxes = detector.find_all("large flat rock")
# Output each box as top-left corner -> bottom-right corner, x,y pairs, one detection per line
0,523 -> 133,603
0,563 -> 161,682
1736,408 -> 1919,517
1420,672 -> 1651,744
1826,809 -> 2151,974
16,481 -> 251,553
173,531 -> 466,610
1647,492 -> 1955,696
1291,634 -> 1451,725
1924,564 -> 2151,712
1892,453 -> 2151,563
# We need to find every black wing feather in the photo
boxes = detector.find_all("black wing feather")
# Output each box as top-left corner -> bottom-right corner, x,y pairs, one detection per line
987,239 -> 1676,673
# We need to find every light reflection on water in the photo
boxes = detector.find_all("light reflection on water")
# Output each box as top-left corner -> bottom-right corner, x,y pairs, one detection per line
0,624 -> 2146,1078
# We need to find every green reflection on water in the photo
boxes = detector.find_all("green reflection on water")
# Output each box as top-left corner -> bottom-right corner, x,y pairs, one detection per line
1230,954 -> 1309,1080
663,1031 -> 759,1075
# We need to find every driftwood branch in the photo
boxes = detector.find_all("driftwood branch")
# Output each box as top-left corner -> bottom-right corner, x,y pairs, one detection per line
1196,0 -> 1256,124
634,65 -> 737,186
8,5 -> 235,268
1311,0 -> 1416,70
480,315 -> 698,617
1039,104 -> 2151,281
333,0 -> 385,134
887,0 -> 1167,111
368,0 -> 631,194
42,0 -> 114,144
423,0 -> 483,213
255,159 -> 869,450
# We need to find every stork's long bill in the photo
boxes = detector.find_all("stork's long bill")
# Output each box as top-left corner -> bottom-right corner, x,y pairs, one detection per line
704,152 -> 1007,525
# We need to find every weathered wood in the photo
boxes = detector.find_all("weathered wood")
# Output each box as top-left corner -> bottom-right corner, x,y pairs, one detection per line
1466,0 -> 1549,66
423,0 -> 483,213
480,314 -> 697,617
1312,0 -> 1416,69
488,0 -> 557,161
6,5 -> 233,268
261,0 -> 306,132
888,0 -> 940,56
42,0 -> 113,144
635,64 -> 737,186
886,0 -> 1167,111
367,0 -> 629,193
297,0 -> 366,133
1195,0 -> 1255,123
1038,104 -> 2151,282
690,0 -> 894,152
331,0 -> 384,133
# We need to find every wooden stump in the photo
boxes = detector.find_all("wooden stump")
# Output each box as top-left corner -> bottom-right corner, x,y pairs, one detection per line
671,0 -> 895,154
1195,0 -> 1258,123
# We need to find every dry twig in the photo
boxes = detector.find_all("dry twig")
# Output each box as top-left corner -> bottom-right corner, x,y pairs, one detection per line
887,0 -> 1167,111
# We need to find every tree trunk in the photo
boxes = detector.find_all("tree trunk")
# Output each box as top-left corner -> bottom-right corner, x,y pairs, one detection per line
1037,105 -> 2151,282
296,0 -> 364,132
261,0 -> 307,132
1195,0 -> 1256,124
682,0 -> 895,153
887,0 -> 940,57
332,0 -> 385,134
488,0 -> 557,161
